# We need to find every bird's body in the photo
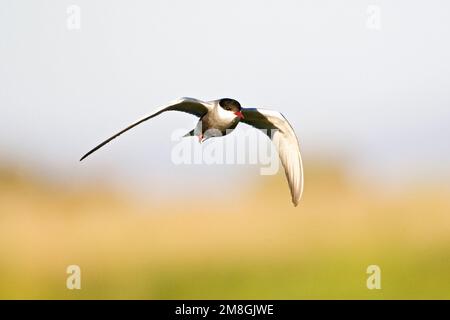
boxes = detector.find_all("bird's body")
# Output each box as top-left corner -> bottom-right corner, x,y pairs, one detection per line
80,97 -> 304,206
202,103 -> 239,134
186,98 -> 242,141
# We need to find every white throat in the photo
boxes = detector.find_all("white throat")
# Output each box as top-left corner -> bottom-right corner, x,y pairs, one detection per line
214,104 -> 237,123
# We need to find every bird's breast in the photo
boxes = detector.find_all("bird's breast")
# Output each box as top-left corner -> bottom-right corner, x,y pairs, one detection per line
202,109 -> 238,134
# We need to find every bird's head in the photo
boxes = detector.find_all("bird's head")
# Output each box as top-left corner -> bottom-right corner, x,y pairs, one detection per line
219,98 -> 244,120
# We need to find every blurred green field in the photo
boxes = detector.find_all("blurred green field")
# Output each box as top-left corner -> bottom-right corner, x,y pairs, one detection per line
0,161 -> 449,299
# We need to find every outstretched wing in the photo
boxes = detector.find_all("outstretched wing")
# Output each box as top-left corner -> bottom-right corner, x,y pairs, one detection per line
80,97 -> 210,161
241,108 -> 304,206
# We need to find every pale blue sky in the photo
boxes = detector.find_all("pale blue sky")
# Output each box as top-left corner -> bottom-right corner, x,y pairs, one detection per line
0,0 -> 449,195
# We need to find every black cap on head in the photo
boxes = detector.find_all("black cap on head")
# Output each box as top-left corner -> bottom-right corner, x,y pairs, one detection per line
219,98 -> 241,112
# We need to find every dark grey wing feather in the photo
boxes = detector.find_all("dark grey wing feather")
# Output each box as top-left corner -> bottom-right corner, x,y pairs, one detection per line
80,97 -> 209,161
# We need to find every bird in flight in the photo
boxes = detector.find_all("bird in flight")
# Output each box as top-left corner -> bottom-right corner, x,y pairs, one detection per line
80,97 -> 304,206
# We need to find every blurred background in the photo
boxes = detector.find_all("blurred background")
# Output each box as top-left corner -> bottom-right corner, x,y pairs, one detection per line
0,0 -> 449,299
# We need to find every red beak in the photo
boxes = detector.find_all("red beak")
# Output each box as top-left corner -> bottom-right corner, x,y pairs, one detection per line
234,111 -> 244,119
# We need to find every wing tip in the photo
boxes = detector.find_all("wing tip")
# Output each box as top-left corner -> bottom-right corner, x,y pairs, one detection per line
79,152 -> 91,162
292,186 -> 304,207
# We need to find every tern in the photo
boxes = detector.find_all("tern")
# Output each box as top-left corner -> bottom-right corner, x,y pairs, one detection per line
80,97 -> 304,206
